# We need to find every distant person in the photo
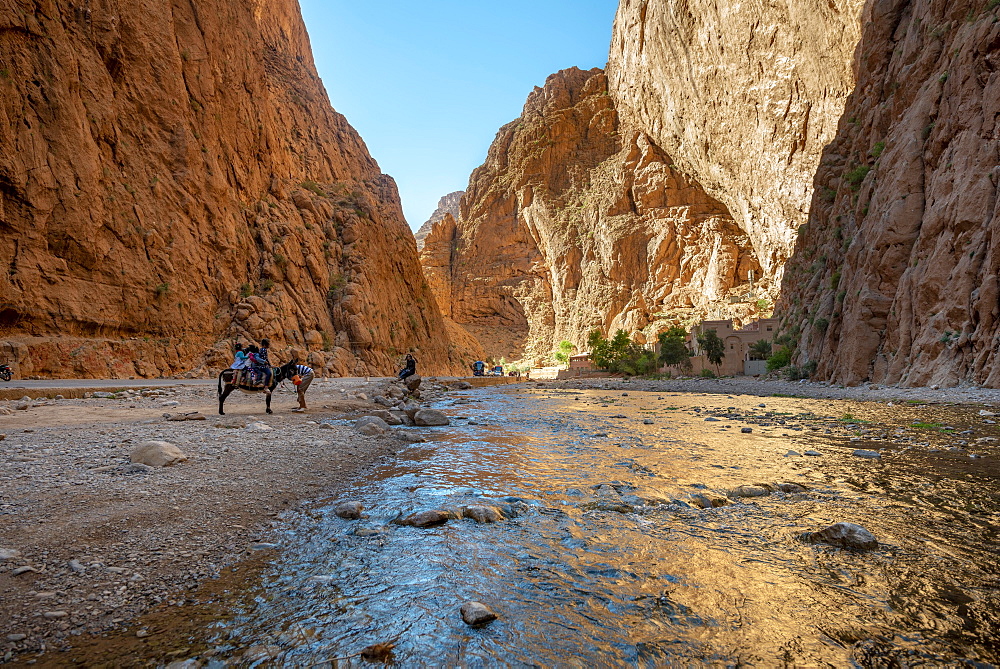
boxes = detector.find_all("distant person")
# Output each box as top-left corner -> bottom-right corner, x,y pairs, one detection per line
291,362 -> 315,411
398,353 -> 417,380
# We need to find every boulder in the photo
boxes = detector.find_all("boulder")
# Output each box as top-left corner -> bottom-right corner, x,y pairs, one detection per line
355,416 -> 390,436
129,441 -> 187,467
460,601 -> 498,626
399,509 -> 455,527
461,505 -> 505,523
802,522 -> 878,551
414,409 -> 450,426
728,484 -> 771,498
335,501 -> 364,520
405,375 -> 422,392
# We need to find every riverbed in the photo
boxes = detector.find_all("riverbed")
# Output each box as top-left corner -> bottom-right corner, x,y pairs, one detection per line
185,386 -> 1000,666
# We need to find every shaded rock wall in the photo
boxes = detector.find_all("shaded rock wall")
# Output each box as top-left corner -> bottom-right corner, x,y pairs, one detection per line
0,0 -> 468,378
607,0 -> 864,275
421,68 -> 761,362
780,0 -> 1000,387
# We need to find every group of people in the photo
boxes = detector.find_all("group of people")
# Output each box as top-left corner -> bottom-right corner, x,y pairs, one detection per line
229,338 -> 315,411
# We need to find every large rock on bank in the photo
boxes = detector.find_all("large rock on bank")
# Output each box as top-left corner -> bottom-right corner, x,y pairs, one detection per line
802,522 -> 878,551
130,441 -> 187,467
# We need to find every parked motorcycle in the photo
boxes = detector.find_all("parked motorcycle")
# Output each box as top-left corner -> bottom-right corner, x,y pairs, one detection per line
0,364 -> 12,382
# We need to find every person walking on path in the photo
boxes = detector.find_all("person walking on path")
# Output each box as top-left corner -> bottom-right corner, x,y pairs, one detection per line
291,362 -> 315,412
398,353 -> 417,380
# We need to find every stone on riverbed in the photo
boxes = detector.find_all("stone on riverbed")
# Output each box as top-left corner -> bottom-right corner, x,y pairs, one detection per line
853,449 -> 882,459
335,501 -> 364,520
355,416 -> 390,436
399,509 -> 456,527
129,441 -> 187,467
462,505 -> 505,523
414,409 -> 450,426
802,522 -> 878,551
461,601 -> 498,626
0,548 -> 21,562
405,375 -> 422,392
688,494 -> 730,509
728,484 -> 771,498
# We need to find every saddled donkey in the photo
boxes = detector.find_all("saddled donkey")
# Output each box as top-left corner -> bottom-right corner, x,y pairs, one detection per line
218,360 -> 298,415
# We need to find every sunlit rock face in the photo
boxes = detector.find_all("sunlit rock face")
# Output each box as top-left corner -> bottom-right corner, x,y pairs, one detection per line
0,0 -> 471,377
414,192 -> 463,250
780,0 -> 1000,387
607,0 -> 864,277
420,68 -> 762,362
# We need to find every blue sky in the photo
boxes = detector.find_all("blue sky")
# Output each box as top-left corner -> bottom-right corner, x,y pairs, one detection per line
299,0 -> 619,230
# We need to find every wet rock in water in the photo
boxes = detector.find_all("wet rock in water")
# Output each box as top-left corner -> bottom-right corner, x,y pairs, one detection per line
414,409 -> 450,426
688,494 -> 730,509
461,601 -> 498,626
399,509 -> 455,527
802,522 -> 878,551
462,505 -> 505,523
448,381 -> 473,390
391,430 -> 426,444
241,646 -> 282,663
775,482 -> 807,493
364,410 -> 402,426
728,484 -> 771,498
853,449 -> 882,459
355,416 -> 390,436
804,450 -> 822,456
335,501 -> 365,519
129,441 -> 188,467
587,501 -> 636,513
405,375 -> 422,392
0,548 -> 21,562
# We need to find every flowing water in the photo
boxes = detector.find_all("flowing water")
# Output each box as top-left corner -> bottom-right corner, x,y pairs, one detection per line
207,388 -> 1000,667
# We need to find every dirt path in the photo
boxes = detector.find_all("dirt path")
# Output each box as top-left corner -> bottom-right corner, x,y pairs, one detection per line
0,377 -> 451,665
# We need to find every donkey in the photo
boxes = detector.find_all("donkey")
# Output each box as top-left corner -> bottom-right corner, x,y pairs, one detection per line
218,360 -> 299,415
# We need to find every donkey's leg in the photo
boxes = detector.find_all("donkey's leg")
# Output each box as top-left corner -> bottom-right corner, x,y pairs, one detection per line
265,389 -> 273,414
219,385 -> 235,415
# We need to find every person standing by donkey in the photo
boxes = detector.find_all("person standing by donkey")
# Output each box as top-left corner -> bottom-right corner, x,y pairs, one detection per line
290,361 -> 315,412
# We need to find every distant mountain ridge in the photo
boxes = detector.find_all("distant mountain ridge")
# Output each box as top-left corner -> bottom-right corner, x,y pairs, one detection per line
414,191 -> 464,250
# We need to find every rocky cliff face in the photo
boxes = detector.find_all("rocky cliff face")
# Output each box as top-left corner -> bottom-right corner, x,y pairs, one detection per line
780,0 -> 1000,387
0,0 -> 468,378
421,68 -> 762,362
414,191 -> 463,250
607,0 -> 864,275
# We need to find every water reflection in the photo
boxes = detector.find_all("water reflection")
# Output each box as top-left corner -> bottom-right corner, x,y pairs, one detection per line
212,389 -> 1000,666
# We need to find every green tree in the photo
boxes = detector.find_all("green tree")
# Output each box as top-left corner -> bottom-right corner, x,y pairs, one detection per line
748,339 -> 772,361
587,330 -> 611,369
697,329 -> 726,374
553,340 -> 575,367
658,327 -> 689,367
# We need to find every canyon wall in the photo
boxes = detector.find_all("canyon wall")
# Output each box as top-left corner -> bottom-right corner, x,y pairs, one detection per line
0,0 -> 469,378
781,0 -> 1000,387
607,0 -> 864,276
414,191 -> 463,250
421,68 -> 762,362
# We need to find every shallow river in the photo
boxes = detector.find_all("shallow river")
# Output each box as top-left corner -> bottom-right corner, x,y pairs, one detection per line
210,388 -> 1000,666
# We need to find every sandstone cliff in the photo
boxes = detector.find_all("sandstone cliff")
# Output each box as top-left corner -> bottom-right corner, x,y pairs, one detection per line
0,0 -> 468,378
414,191 -> 463,250
607,0 -> 864,275
780,0 -> 1000,387
421,68 -> 762,362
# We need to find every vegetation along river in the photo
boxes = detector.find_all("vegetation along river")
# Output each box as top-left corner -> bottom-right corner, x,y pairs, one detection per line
174,387 -> 1000,665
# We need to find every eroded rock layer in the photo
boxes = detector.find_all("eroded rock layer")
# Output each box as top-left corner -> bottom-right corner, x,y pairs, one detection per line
607,0 -> 864,275
0,0 -> 467,377
421,68 -> 762,362
780,0 -> 1000,387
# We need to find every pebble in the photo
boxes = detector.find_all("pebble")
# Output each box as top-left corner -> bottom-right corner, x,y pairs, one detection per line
804,450 -> 822,456
460,601 -> 498,626
136,629 -> 150,638
12,566 -> 37,576
785,450 -> 800,457
43,611 -> 69,619
246,422 -> 273,431
704,417 -> 720,422
7,634 -> 26,642
643,419 -> 654,425
334,501 -> 364,520
0,548 -> 21,561
853,449 -> 882,459
741,427 -> 752,433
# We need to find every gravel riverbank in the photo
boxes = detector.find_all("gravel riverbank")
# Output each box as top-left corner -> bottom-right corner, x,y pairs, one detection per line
0,377 -> 465,664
